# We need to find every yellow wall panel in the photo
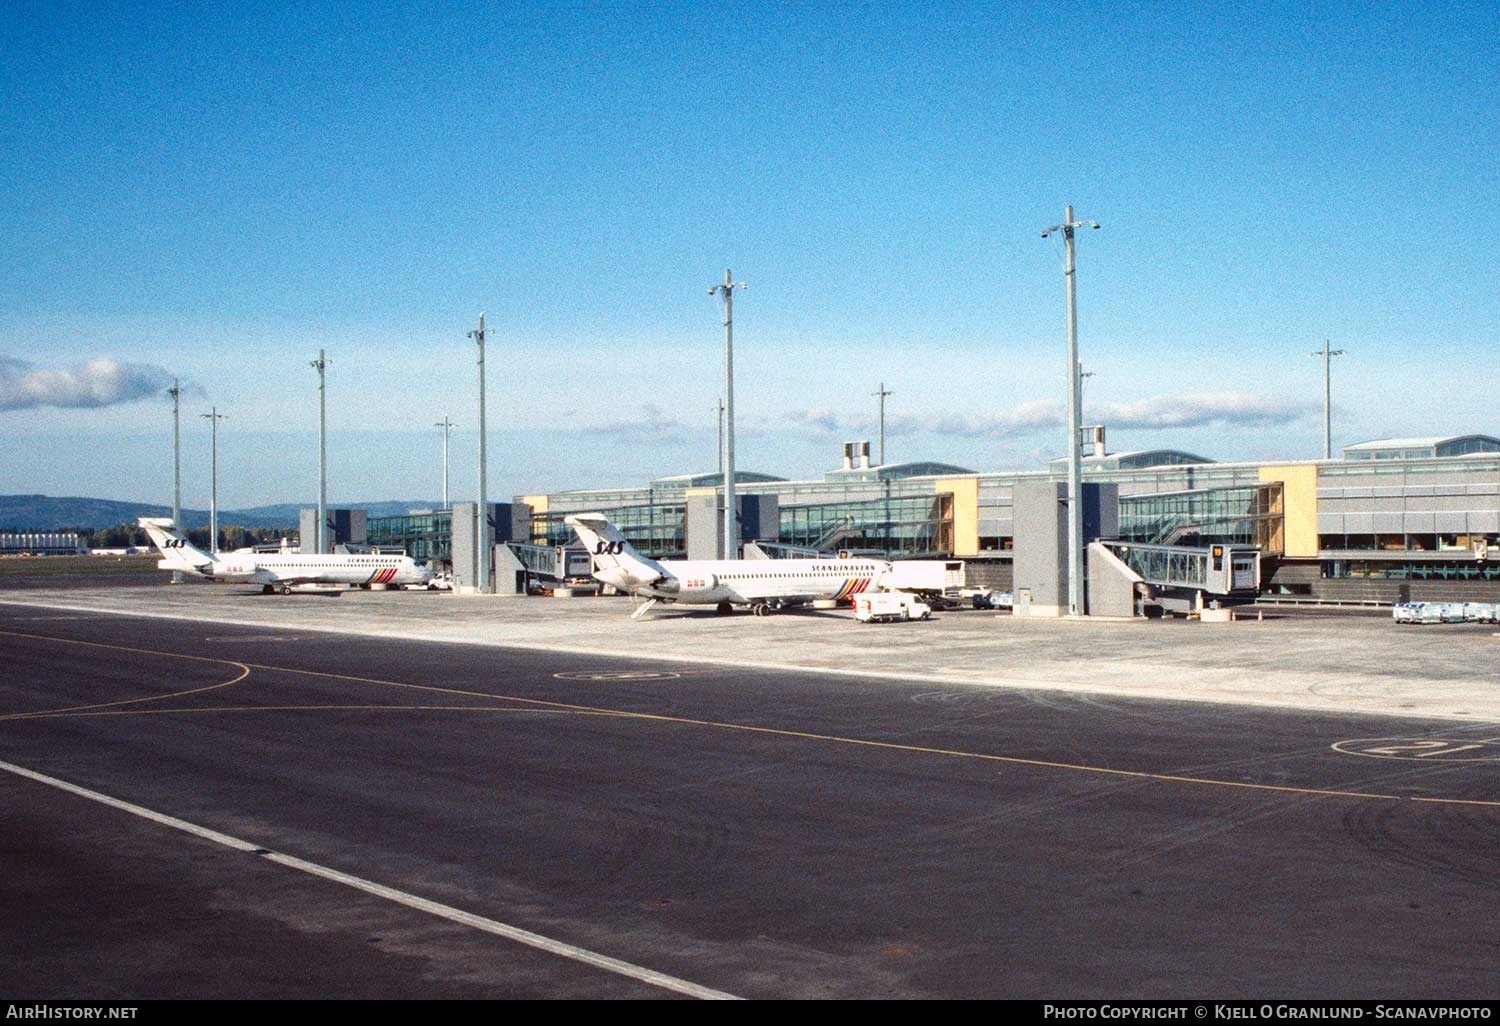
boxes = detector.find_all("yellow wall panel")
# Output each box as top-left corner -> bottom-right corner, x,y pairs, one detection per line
1258,465 -> 1319,558
935,477 -> 980,557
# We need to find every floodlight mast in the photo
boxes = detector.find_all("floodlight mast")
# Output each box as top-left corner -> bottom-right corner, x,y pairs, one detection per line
1041,206 -> 1100,617
715,399 -> 725,479
435,416 -> 457,509
200,407 -> 227,554
468,314 -> 491,593
310,350 -> 330,553
708,271 -> 747,559
167,379 -> 183,583
873,382 -> 894,466
1309,339 -> 1346,459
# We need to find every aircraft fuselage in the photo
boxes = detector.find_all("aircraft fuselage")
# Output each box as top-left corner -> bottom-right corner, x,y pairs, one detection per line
633,557 -> 887,606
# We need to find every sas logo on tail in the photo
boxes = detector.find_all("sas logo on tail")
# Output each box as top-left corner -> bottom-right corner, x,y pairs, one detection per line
593,541 -> 625,555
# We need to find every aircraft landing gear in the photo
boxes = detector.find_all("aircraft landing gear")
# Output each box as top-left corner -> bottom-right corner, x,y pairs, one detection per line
279,584 -> 292,595
751,602 -> 773,617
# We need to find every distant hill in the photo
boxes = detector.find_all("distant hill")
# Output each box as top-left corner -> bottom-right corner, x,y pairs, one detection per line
0,495 -> 441,532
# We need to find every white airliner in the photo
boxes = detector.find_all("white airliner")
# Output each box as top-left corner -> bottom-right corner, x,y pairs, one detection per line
565,512 -> 891,619
138,517 -> 433,594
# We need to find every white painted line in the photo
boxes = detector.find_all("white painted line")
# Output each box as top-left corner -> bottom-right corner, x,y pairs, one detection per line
0,757 -> 739,1001
202,635 -> 298,642
0,758 -> 261,852
261,851 -> 738,999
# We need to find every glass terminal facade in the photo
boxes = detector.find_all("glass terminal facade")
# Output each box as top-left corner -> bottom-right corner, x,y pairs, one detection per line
779,494 -> 951,557
1322,559 -> 1500,581
1118,483 -> 1283,552
530,503 -> 687,557
367,511 -> 451,564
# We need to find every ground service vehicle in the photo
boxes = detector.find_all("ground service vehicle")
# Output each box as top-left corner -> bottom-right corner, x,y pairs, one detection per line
854,592 -> 931,623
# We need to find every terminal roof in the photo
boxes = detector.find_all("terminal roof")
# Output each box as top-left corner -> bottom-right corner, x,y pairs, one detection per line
1343,435 -> 1500,459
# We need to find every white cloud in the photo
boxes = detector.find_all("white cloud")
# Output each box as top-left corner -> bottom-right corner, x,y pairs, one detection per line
1090,393 -> 1313,429
0,357 -> 173,412
778,399 -> 1066,440
581,403 -> 693,445
781,408 -> 844,435
768,392 -> 1310,441
926,399 -> 1066,438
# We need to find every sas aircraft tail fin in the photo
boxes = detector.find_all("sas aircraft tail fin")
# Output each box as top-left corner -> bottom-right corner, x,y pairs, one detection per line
137,517 -> 214,572
564,512 -> 666,592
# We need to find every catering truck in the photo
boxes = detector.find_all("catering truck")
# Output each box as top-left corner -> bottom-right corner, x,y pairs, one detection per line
882,560 -> 965,608
853,592 -> 932,623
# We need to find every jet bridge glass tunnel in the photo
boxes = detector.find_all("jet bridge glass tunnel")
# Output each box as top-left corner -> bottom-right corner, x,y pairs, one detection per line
1117,482 -> 1283,553
777,493 -> 951,558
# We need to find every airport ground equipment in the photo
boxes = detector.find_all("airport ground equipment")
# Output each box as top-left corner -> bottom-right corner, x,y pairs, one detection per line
961,588 -> 1012,609
1393,602 -> 1499,625
854,592 -> 931,623
886,560 -> 966,594
1093,540 -> 1260,615
1103,542 -> 1257,593
1101,542 -> 1259,594
506,542 -> 591,582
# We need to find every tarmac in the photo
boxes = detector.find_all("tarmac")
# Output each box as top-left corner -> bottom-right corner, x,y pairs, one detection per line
3,581 -> 1497,724
7,581 -> 1500,997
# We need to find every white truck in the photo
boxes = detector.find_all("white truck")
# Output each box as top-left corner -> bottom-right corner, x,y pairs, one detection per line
882,560 -> 966,608
886,560 -> 965,593
853,592 -> 932,623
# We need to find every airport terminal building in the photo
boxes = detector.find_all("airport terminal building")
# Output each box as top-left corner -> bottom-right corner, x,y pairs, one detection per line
364,432 -> 1500,604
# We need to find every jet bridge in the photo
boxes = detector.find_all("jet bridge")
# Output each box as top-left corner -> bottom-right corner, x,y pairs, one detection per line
1097,541 -> 1260,610
505,542 -> 592,582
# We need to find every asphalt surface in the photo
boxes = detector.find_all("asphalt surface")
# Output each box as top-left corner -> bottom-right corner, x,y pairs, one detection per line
8,578 -> 1498,722
4,600 -> 1500,999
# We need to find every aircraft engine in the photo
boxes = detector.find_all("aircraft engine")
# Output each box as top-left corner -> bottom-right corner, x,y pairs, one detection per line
681,573 -> 718,594
213,559 -> 259,579
654,574 -> 717,597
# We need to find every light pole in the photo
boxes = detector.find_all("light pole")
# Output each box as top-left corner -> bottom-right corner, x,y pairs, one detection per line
1309,339 -> 1346,459
435,416 -> 457,509
467,314 -> 491,593
708,270 -> 746,559
200,407 -> 226,554
1079,367 -> 1097,455
310,349 -> 330,553
167,379 -> 183,583
714,399 -> 725,480
1041,205 -> 1100,617
872,382 -> 894,466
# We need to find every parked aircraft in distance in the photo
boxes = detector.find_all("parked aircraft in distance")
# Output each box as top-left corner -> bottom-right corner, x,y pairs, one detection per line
565,511 -> 891,619
138,517 -> 432,594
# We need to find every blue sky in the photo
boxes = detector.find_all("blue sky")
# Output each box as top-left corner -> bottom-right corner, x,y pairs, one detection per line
2,1 -> 1496,508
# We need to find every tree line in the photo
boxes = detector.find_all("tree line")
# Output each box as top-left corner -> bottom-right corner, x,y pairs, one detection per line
82,523 -> 294,552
